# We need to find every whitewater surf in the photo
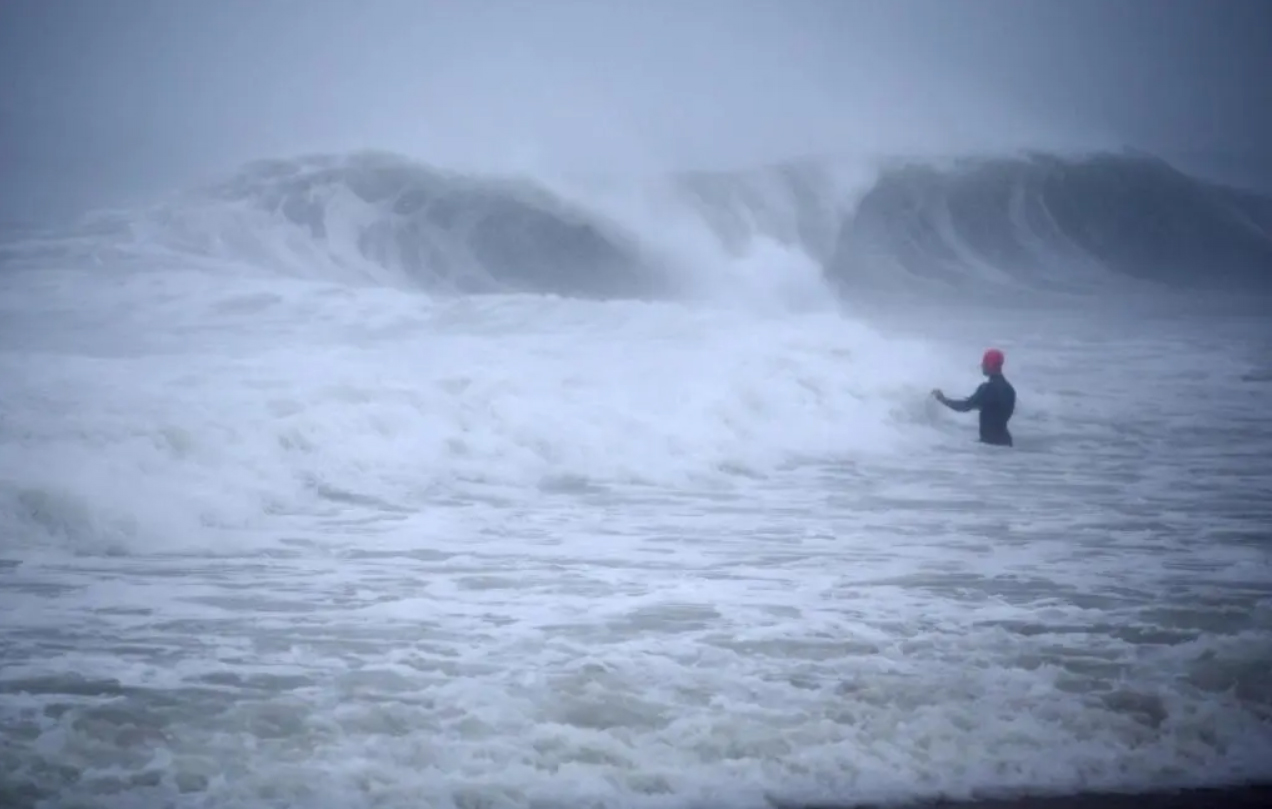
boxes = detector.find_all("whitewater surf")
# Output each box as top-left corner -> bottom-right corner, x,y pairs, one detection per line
1,150 -> 1270,809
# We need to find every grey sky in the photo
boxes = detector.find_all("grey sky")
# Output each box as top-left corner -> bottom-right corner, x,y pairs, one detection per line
2,0 -> 1270,216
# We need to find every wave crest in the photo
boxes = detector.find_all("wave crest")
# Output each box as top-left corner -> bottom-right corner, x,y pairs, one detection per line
26,149 -> 1272,300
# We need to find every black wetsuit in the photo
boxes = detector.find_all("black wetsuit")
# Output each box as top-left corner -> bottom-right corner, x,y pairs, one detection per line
939,373 -> 1016,447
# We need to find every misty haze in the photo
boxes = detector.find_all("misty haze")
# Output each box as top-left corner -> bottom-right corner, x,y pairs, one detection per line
1,1 -> 1270,808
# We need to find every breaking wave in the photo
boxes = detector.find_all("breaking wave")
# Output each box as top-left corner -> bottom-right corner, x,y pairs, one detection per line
16,149 -> 1272,299
832,152 -> 1272,293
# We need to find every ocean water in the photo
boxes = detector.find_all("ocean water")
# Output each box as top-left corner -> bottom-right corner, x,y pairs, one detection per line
1,152 -> 1271,809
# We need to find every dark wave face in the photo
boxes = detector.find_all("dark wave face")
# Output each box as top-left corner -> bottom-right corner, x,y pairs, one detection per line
193,152 -> 659,298
830,153 -> 1272,293
28,149 -> 1271,301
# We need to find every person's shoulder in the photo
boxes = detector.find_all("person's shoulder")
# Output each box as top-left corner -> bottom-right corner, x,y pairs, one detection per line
985,375 -> 1013,395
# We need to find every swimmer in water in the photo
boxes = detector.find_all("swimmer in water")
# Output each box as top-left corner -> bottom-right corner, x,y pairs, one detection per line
932,348 -> 1016,447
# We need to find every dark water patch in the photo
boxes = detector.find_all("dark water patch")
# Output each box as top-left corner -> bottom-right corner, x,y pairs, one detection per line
775,783 -> 1272,809
192,671 -> 316,692
0,674 -> 127,698
335,547 -> 458,562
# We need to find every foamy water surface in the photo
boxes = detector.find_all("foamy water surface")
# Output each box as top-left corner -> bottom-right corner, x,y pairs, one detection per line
2,258 -> 1271,808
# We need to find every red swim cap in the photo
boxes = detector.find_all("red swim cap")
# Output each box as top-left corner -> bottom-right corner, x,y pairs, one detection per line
982,348 -> 1005,371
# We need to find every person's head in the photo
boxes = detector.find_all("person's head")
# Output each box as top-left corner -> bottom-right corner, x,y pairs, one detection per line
981,348 -> 1005,376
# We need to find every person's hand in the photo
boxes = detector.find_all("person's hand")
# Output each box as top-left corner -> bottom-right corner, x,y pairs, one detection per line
931,388 -> 944,400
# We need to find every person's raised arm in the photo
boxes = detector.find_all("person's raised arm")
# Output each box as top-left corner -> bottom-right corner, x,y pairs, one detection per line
932,383 -> 986,412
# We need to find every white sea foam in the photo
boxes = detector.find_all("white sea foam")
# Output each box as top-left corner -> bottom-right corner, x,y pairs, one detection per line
1,154 -> 1270,808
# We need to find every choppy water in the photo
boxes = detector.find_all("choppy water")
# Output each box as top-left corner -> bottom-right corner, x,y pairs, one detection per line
2,260 -> 1270,808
